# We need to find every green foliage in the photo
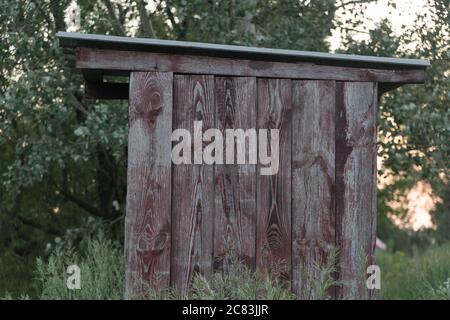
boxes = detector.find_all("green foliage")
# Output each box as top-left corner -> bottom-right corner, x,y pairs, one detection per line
341,1 -> 449,247
35,232 -> 123,300
296,248 -> 341,300
428,278 -> 450,299
12,235 -> 450,300
30,238 -> 341,300
185,247 -> 296,300
0,0 -> 343,297
377,243 -> 450,299
0,251 -> 37,298
141,245 -> 340,300
0,0 -> 448,298
149,0 -> 336,49
186,265 -> 295,300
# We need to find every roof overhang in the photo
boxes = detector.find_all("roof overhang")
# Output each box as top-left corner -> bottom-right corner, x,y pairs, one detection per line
57,31 -> 430,99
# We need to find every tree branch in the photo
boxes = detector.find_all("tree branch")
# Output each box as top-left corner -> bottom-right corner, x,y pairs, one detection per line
102,0 -> 127,36
60,168 -> 104,218
165,2 -> 190,40
135,0 -> 156,38
63,190 -> 105,218
70,92 -> 89,115
49,0 -> 66,31
31,0 -> 55,32
16,215 -> 61,236
165,3 -> 178,32
335,0 -> 378,10
339,26 -> 371,35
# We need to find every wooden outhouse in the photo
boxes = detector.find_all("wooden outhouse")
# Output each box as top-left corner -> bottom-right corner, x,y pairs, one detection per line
57,32 -> 429,299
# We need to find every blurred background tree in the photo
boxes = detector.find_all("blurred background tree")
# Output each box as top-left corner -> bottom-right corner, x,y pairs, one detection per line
339,1 -> 449,248
0,0 -> 448,297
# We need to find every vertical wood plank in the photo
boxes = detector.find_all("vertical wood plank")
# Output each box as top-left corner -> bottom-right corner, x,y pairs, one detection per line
214,76 -> 257,270
171,75 -> 215,296
256,79 -> 292,278
335,82 -> 377,300
292,80 -> 336,299
125,72 -> 173,299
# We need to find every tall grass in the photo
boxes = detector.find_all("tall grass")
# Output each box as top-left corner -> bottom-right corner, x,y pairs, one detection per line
377,243 -> 450,299
185,246 -> 296,300
35,232 -> 123,300
137,245 -> 340,300
295,248 -> 341,300
28,233 -> 450,300
33,236 -> 339,300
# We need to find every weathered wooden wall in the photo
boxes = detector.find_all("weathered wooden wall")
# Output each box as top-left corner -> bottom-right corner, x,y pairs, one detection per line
125,72 -> 173,298
125,72 -> 377,300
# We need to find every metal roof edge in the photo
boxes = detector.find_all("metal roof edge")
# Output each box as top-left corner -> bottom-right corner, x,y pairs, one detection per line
56,31 -> 430,70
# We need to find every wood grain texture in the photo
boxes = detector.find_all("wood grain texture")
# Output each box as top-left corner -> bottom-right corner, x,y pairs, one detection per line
292,80 -> 336,299
76,48 -> 426,84
214,77 -> 257,271
256,79 -> 292,278
171,75 -> 215,296
335,82 -> 377,300
125,71 -> 173,299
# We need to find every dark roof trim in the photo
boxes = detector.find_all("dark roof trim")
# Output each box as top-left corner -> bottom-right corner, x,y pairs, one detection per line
57,32 -> 430,71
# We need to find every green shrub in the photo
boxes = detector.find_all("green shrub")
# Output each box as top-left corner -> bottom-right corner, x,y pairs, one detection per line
35,232 -> 123,300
